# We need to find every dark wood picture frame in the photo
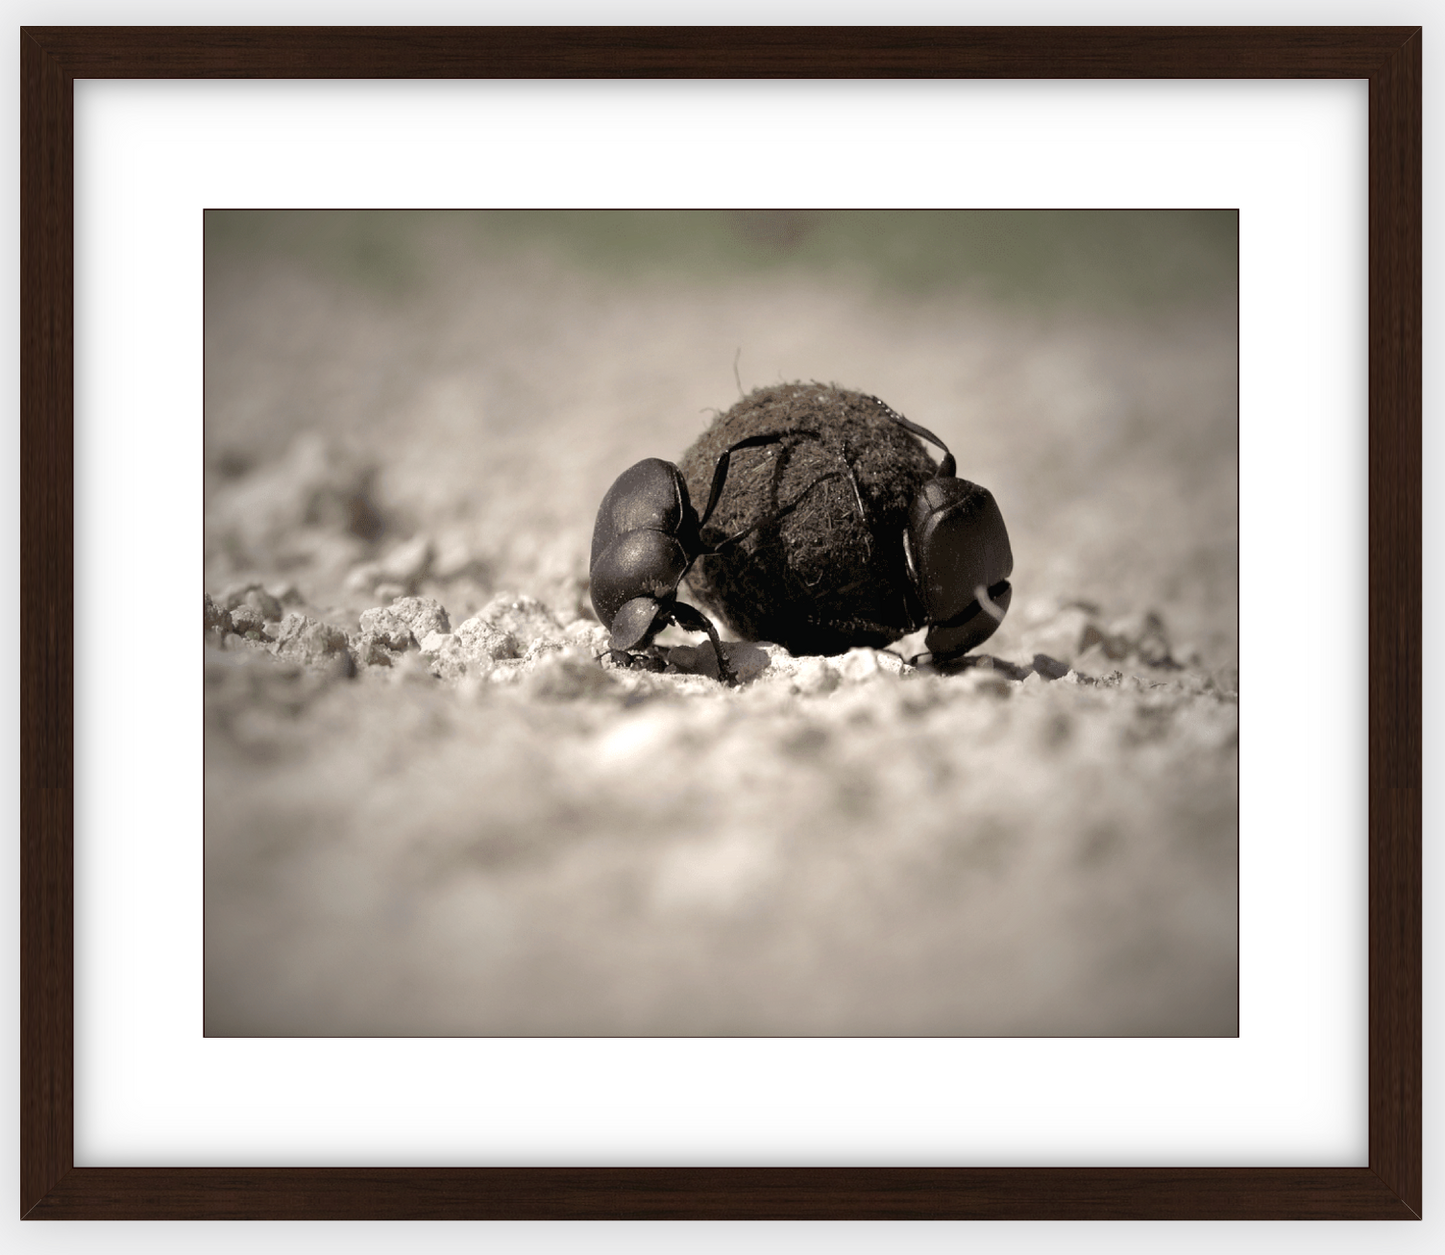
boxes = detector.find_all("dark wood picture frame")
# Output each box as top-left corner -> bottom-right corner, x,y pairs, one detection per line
20,27 -> 1421,1220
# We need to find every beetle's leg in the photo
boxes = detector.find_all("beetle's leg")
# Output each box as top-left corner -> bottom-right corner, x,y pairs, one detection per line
699,428 -> 873,554
707,470 -> 843,550
914,650 -> 1029,679
895,527 -> 928,631
697,429 -> 824,529
668,600 -> 739,686
845,455 -> 868,536
831,439 -> 870,554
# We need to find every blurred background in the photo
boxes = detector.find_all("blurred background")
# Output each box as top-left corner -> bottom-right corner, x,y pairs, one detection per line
205,210 -> 1238,1036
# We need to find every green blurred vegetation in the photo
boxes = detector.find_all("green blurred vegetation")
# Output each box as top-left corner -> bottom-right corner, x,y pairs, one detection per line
206,208 -> 1236,308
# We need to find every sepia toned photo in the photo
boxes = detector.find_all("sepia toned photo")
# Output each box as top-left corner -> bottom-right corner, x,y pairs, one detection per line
204,209 -> 1238,1037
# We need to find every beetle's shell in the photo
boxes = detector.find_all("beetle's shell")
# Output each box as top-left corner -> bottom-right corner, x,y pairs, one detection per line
589,458 -> 699,630
679,383 -> 936,656
590,529 -> 692,628
590,458 -> 694,568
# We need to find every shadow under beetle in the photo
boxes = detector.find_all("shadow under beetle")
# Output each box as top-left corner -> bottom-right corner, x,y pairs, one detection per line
589,431 -> 840,685
862,395 -> 1014,666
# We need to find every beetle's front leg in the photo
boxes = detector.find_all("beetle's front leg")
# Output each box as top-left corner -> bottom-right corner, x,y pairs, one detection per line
668,601 -> 739,687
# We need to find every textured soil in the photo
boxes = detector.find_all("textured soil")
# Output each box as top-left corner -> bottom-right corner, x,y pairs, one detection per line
204,213 -> 1238,1037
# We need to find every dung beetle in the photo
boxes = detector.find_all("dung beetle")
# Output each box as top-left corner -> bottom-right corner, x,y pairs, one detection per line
590,431 -> 838,685
863,395 -> 1014,665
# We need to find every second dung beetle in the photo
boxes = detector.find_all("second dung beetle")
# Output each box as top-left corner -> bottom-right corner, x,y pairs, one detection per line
863,395 -> 1014,665
589,430 -> 835,685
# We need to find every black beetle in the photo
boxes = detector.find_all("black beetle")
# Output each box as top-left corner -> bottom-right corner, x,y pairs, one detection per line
590,431 -> 838,685
862,395 -> 1014,665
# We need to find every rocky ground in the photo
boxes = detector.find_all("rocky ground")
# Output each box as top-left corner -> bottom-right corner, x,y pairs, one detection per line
204,212 -> 1238,1036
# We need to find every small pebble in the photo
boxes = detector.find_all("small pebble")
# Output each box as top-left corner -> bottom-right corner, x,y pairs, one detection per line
1032,653 -> 1071,681
793,657 -> 839,696
229,604 -> 269,637
271,613 -> 351,669
204,594 -> 232,634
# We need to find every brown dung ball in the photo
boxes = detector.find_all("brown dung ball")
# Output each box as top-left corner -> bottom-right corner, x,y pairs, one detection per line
679,383 -> 939,656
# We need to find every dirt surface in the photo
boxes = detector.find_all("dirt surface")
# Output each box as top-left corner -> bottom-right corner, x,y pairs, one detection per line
204,212 -> 1238,1036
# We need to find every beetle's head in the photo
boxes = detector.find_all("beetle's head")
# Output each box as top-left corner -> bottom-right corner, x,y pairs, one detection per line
606,595 -> 668,651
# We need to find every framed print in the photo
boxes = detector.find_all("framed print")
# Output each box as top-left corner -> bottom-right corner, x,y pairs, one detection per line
20,27 -> 1420,1219
197,203 -> 1242,1043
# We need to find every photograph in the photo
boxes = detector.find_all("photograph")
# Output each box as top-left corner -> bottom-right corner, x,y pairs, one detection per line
203,208 -> 1239,1037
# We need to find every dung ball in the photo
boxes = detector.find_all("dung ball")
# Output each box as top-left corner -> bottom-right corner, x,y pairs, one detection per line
678,383 -> 938,656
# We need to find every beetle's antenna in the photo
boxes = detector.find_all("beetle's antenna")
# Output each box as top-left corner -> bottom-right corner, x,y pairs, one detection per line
864,394 -> 957,479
